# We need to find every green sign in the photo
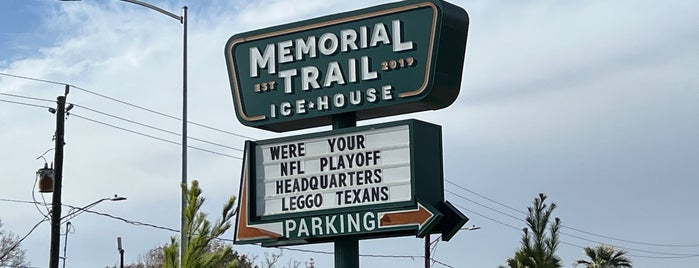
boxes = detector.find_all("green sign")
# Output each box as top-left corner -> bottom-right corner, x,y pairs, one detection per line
234,120 -> 450,245
225,0 -> 469,132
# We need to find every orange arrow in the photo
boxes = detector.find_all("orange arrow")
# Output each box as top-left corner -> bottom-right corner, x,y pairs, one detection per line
380,203 -> 434,228
236,155 -> 281,242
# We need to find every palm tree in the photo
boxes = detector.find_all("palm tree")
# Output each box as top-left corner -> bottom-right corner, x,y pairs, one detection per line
575,244 -> 632,268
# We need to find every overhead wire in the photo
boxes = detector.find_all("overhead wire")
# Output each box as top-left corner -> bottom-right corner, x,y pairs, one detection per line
0,71 -> 255,140
69,112 -> 241,159
0,218 -> 48,263
446,179 -> 526,216
0,197 -> 457,266
2,197 -> 697,261
0,92 -> 55,103
277,247 -> 456,268
444,181 -> 699,259
0,93 -> 243,159
5,71 -> 699,261
71,103 -> 244,152
0,98 -> 52,110
562,225 -> 699,248
446,189 -> 522,222
448,179 -> 699,248
31,172 -> 51,219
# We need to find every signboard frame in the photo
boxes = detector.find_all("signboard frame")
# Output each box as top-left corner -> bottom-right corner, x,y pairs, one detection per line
234,119 -> 445,245
224,0 -> 469,132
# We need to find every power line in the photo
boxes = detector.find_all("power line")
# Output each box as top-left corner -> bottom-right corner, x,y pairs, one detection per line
0,198 -> 457,265
446,189 -> 522,222
0,92 -> 55,103
69,206 -> 180,233
562,225 -> 699,248
5,73 -> 695,254
1,94 -> 243,158
445,184 -> 699,258
446,179 -> 526,216
72,103 -> 243,152
0,198 -> 178,233
0,72 -> 65,86
0,71 -> 255,141
72,83 -> 256,140
446,180 -> 699,248
0,98 -> 52,110
3,197 -> 697,261
0,198 -> 457,266
277,247 -> 456,267
449,201 -> 522,231
32,172 -> 51,219
559,230 -> 699,257
0,218 -> 48,263
430,258 -> 455,268
448,198 -> 699,259
70,112 -> 241,159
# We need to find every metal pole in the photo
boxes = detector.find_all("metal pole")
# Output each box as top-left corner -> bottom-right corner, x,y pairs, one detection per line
335,237 -> 359,268
61,222 -> 70,268
58,0 -> 186,265
119,249 -> 124,268
179,5 -> 188,268
332,112 -> 358,268
49,92 -> 67,268
424,234 -> 430,268
117,237 -> 124,268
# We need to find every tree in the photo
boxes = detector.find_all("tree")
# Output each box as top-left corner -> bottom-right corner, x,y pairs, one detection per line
500,193 -> 562,268
162,180 -> 243,268
575,244 -> 632,268
0,218 -> 30,268
104,180 -> 296,268
106,240 -> 256,268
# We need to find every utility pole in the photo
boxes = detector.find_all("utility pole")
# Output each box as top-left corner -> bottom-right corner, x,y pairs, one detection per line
49,86 -> 69,268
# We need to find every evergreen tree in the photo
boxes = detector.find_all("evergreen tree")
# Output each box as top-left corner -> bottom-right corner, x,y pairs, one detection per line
500,193 -> 562,268
163,180 -> 241,268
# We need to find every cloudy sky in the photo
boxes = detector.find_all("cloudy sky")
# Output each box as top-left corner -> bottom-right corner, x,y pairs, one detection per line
1,0 -> 698,267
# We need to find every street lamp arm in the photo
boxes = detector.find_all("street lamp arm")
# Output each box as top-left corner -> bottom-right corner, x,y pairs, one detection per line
119,0 -> 182,23
60,195 -> 127,222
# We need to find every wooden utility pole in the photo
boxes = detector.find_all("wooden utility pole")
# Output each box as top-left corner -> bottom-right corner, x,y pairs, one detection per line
49,86 -> 69,268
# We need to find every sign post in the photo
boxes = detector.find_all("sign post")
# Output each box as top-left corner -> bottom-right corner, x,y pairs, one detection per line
333,113 -> 359,267
226,0 -> 470,266
234,119 -> 446,245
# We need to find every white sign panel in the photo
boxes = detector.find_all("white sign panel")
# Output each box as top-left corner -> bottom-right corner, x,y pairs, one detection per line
254,125 -> 412,217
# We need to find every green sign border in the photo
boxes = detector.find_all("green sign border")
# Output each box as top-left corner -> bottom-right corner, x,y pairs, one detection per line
234,119 -> 444,244
224,0 -> 469,132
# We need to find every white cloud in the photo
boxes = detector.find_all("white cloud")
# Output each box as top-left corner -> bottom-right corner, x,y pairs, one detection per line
1,0 -> 698,267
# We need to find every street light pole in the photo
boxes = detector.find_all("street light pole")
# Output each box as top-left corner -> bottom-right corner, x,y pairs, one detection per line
59,1 -> 189,266
114,1 -> 190,265
180,7 -> 189,264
